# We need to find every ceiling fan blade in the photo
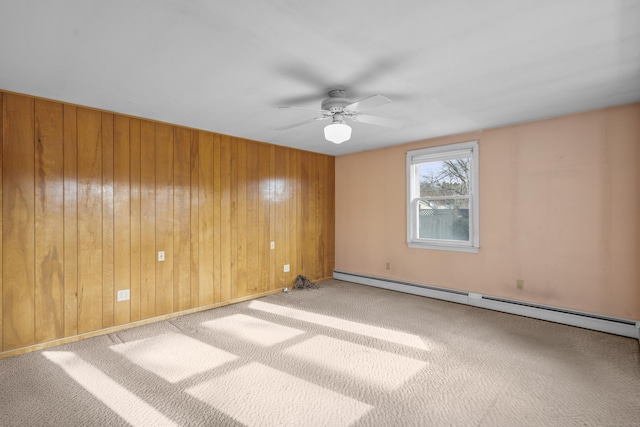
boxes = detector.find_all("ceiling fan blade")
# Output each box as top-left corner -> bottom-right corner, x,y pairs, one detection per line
345,94 -> 392,112
276,116 -> 329,131
351,114 -> 403,129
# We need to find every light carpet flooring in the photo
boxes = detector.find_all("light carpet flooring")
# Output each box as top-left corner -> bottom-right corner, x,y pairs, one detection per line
1,279 -> 639,426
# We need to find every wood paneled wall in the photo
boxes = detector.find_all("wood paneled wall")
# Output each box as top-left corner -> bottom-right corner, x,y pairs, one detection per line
0,91 -> 335,354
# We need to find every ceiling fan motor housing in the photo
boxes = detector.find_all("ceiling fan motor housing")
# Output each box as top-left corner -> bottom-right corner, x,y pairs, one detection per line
321,89 -> 353,114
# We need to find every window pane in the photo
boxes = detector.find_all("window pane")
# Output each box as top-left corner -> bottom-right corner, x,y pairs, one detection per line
418,199 -> 469,241
418,158 -> 470,198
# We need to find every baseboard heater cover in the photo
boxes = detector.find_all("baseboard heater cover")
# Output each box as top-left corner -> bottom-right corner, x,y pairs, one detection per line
333,270 -> 640,340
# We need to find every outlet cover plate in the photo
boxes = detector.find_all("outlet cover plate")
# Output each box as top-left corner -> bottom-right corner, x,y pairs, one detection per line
117,289 -> 130,302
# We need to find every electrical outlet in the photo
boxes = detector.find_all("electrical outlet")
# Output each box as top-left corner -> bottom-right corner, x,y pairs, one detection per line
158,251 -> 165,262
117,289 -> 130,302
385,262 -> 390,270
270,241 -> 275,250
284,264 -> 290,272
516,279 -> 524,289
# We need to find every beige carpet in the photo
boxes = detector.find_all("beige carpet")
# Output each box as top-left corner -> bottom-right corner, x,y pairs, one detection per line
1,279 -> 639,426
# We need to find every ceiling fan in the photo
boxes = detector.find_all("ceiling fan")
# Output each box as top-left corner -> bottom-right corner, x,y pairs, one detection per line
277,89 -> 403,144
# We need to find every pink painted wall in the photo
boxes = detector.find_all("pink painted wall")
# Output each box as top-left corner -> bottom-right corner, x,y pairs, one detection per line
335,103 -> 640,319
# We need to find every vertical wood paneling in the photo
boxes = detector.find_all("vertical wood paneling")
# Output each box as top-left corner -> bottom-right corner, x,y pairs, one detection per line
0,91 -> 336,355
289,151 -> 302,278
285,149 -> 294,281
198,131 -> 214,305
274,146 -> 288,288
236,139 -> 247,298
269,146 -> 276,290
3,94 -> 35,350
258,144 -> 270,293
325,156 -> 336,278
316,154 -> 325,277
230,138 -> 238,300
298,151 -> 309,277
173,127 -> 191,311
308,153 -> 319,278
281,147 -> 293,285
129,118 -> 141,322
314,154 -> 325,280
308,153 -> 318,277
63,104 -> 78,337
140,120 -> 156,319
299,151 -> 307,277
189,130 -> 199,307
155,123 -> 174,315
114,115 -> 131,325
102,113 -> 114,328
308,154 -> 326,277
212,134 -> 221,302
310,154 -> 321,278
220,135 -> 231,302
34,99 -> 64,343
245,141 -> 259,294
77,107 -> 102,334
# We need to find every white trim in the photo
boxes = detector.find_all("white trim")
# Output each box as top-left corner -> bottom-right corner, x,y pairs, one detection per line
407,242 -> 479,253
333,270 -> 639,339
410,149 -> 472,164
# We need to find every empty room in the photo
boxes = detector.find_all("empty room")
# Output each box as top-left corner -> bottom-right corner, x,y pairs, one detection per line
1,1 -> 639,426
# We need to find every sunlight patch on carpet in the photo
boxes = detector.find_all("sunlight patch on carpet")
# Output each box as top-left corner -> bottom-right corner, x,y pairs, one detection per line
201,314 -> 305,346
43,351 -> 177,427
248,300 -> 427,350
186,362 -> 373,427
283,335 -> 427,390
110,332 -> 237,383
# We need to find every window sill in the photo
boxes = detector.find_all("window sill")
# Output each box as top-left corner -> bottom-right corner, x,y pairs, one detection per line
407,242 -> 479,253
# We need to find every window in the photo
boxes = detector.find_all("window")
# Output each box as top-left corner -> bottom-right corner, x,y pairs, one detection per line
406,141 -> 479,252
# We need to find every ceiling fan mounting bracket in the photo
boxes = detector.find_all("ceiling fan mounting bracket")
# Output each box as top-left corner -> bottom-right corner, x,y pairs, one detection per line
327,89 -> 347,98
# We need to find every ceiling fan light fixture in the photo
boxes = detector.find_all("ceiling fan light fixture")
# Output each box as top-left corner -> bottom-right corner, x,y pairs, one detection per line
324,121 -> 351,144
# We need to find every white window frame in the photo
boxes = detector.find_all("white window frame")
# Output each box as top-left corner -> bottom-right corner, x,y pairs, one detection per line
406,141 -> 479,253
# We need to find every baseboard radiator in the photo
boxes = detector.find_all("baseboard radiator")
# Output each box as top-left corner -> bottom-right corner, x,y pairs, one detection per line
333,270 -> 640,340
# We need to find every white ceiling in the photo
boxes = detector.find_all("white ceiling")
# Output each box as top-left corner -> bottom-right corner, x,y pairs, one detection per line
1,0 -> 639,156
